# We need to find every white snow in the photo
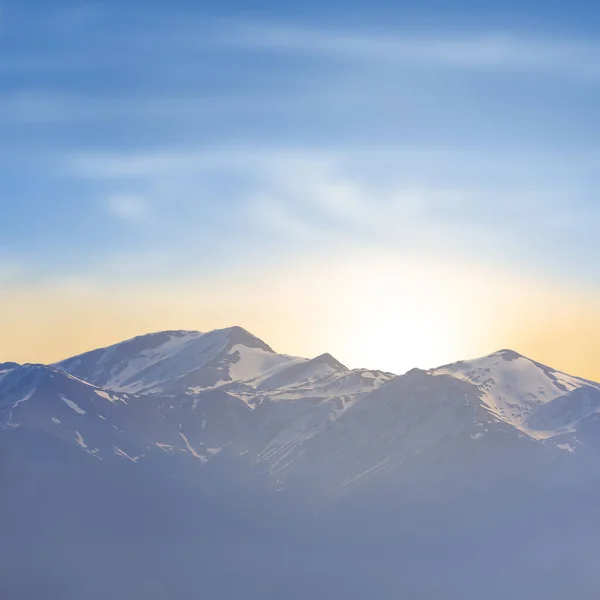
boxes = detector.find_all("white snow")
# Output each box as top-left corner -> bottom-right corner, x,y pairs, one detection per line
75,431 -> 87,449
179,432 -> 207,462
227,344 -> 296,381
94,389 -> 125,403
0,367 -> 15,381
113,446 -> 142,462
155,442 -> 175,453
342,460 -> 392,488
74,431 -> 102,459
556,443 -> 576,453
60,395 -> 86,415
13,390 -> 35,407
64,372 -> 96,387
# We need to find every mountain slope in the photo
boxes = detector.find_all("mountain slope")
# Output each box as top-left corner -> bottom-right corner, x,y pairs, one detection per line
0,362 -> 165,460
12,333 -> 600,491
55,327 -> 293,396
55,327 -> 393,404
4,329 -> 600,599
430,349 -> 600,439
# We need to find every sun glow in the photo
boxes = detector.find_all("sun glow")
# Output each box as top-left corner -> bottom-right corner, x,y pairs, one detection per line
331,258 -> 470,372
0,251 -> 599,380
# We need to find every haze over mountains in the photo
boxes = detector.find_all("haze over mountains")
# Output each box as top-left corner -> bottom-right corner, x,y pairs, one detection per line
2,326 -> 600,599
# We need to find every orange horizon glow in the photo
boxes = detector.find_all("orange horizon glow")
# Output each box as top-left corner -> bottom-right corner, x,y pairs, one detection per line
1,254 -> 598,381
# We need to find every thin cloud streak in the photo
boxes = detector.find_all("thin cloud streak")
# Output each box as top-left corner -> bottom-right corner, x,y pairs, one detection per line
224,23 -> 600,79
106,193 -> 151,222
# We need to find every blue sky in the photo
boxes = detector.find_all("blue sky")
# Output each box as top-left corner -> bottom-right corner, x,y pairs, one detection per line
1,1 -> 600,374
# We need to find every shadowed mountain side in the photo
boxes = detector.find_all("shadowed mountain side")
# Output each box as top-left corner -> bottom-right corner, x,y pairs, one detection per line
3,328 -> 600,599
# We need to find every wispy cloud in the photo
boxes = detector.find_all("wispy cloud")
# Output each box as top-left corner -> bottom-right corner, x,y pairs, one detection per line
224,23 -> 600,79
106,193 -> 151,222
64,143 -> 600,285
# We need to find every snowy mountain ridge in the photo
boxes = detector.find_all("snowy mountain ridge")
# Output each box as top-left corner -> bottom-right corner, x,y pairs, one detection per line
2,327 -> 599,497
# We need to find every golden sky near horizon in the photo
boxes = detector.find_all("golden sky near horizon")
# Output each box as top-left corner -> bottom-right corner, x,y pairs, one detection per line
1,254 -> 598,381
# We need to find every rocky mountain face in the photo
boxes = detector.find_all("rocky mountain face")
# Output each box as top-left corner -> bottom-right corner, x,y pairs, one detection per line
2,328 -> 600,600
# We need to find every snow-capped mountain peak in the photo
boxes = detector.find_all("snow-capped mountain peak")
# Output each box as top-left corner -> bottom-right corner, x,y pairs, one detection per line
429,349 -> 600,439
55,327 -> 282,396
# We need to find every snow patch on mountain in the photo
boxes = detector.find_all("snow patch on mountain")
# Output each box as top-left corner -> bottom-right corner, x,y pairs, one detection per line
226,344 -> 296,382
94,389 -> 127,403
61,395 -> 87,415
113,446 -> 142,462
179,432 -> 207,462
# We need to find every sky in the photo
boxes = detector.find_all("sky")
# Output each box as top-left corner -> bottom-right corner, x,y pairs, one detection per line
1,0 -> 599,378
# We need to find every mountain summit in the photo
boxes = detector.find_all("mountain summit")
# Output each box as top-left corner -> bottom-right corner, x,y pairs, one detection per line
55,327 -> 280,395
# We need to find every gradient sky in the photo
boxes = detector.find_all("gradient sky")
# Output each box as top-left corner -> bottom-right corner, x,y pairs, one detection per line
1,0 -> 599,378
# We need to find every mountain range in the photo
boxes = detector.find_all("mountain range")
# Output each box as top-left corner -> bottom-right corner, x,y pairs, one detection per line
2,326 -> 600,599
